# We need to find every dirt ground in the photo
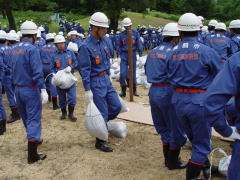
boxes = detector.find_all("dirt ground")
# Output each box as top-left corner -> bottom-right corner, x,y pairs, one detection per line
0,74 -> 231,180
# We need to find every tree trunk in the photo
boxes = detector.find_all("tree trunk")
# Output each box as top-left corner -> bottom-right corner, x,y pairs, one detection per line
2,0 -> 16,30
104,0 -> 122,32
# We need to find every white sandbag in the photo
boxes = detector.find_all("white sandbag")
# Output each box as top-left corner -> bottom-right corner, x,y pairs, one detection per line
85,100 -> 108,141
111,73 -> 117,79
67,42 -> 78,53
111,62 -> 118,70
118,95 -> 129,113
137,77 -> 142,85
219,155 -> 231,176
210,148 -> 231,178
114,67 -> 120,74
116,72 -> 120,81
138,55 -> 147,68
108,121 -> 127,138
51,69 -> 77,89
110,69 -> 115,76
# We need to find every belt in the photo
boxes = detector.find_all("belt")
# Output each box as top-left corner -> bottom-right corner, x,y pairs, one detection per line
152,83 -> 171,86
42,63 -> 50,65
16,85 -> 39,88
175,88 -> 206,93
91,71 -> 106,78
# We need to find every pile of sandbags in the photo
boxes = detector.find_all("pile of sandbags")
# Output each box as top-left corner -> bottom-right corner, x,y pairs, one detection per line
110,55 -> 150,89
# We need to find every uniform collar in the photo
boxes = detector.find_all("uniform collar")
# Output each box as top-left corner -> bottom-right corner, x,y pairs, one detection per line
22,38 -> 33,44
181,37 -> 197,42
90,35 -> 101,45
57,48 -> 67,53
161,42 -> 174,48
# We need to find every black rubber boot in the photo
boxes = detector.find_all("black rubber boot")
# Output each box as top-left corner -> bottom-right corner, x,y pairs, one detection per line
52,97 -> 59,110
163,144 -> 169,167
37,139 -> 43,146
95,138 -> 113,152
28,141 -> 47,164
2,86 -> 5,94
47,90 -> 51,102
60,108 -> 67,120
168,148 -> 188,170
68,105 -> 77,122
0,120 -> 6,135
3,119 -> 6,133
202,159 -> 219,179
133,85 -> 139,96
186,161 -> 203,180
119,86 -> 126,97
7,108 -> 20,123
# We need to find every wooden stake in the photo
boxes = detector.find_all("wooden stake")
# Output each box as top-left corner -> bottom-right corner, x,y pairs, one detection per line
127,29 -> 133,102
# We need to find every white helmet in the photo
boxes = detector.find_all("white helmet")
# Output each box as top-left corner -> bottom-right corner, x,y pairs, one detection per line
20,21 -> 38,35
38,26 -> 45,32
215,22 -> 227,31
178,13 -> 200,31
89,12 -> 109,28
17,31 -> 22,38
208,20 -> 218,27
70,30 -> 78,36
0,30 -> 7,39
201,26 -> 208,33
58,31 -> 64,36
6,32 -> 18,41
9,30 -> 16,34
37,30 -> 41,38
46,33 -> 55,40
54,34 -> 65,43
16,34 -> 20,42
152,31 -> 155,34
229,20 -> 240,29
122,17 -> 132,27
67,31 -> 72,37
79,33 -> 84,38
198,16 -> 204,21
162,23 -> 179,37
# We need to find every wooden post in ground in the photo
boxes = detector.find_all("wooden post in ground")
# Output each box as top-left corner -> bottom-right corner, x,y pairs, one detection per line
127,29 -> 133,102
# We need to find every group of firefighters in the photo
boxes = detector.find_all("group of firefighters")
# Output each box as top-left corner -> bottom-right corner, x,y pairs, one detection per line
0,10 -> 239,180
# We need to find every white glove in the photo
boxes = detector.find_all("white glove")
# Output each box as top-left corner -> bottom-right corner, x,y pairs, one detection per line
64,66 -> 71,73
228,127 -> 240,140
41,89 -> 48,104
85,90 -> 93,104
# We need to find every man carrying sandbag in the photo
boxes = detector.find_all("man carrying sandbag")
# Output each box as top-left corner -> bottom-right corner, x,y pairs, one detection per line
78,12 -> 122,152
50,35 -> 78,121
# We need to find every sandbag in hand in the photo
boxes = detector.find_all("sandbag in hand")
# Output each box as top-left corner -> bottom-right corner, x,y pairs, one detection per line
85,90 -> 93,104
64,66 -> 72,73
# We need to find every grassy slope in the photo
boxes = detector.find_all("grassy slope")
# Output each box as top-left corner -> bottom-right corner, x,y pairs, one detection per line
0,11 -> 175,32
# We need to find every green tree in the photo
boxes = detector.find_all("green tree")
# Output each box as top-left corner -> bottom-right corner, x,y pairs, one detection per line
0,0 -> 16,30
